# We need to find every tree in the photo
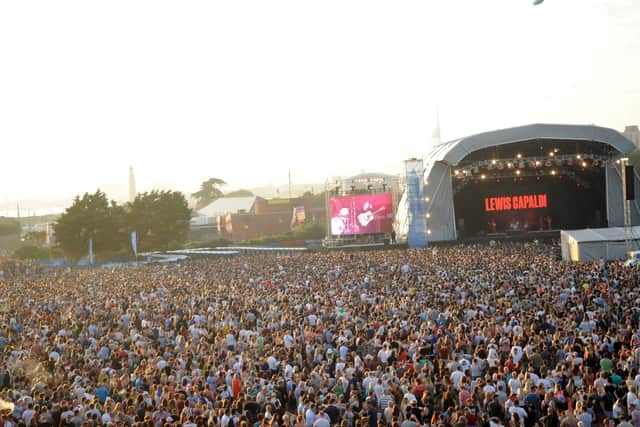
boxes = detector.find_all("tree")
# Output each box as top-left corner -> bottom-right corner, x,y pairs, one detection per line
22,231 -> 47,246
193,178 -> 226,210
0,217 -> 20,237
53,190 -> 126,263
13,245 -> 50,260
127,190 -> 191,252
225,189 -> 254,198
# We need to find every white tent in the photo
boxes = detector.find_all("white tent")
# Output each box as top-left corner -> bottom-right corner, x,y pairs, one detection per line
560,227 -> 640,261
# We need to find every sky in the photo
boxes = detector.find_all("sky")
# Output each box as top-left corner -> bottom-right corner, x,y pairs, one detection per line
1,0 -> 639,202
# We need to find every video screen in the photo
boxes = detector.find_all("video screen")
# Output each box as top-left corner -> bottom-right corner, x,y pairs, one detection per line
330,193 -> 393,236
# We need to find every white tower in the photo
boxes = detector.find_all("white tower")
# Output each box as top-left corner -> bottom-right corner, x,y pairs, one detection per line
129,166 -> 137,203
432,108 -> 442,146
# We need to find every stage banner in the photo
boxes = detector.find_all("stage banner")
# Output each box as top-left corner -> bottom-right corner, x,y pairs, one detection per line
225,213 -> 233,234
291,206 -> 306,228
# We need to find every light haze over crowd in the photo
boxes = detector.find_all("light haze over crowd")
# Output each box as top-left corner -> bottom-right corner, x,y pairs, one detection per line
1,0 -> 638,201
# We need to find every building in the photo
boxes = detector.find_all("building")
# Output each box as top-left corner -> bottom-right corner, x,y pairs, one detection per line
623,125 -> 640,147
189,195 -> 326,243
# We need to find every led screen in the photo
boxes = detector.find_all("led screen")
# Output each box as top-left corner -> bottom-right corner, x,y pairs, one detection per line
330,193 -> 393,236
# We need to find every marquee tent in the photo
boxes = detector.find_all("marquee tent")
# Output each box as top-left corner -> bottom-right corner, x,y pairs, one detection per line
560,226 -> 640,261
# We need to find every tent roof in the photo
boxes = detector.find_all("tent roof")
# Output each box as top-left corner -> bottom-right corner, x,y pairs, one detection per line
197,197 -> 256,217
426,123 -> 636,166
561,226 -> 640,243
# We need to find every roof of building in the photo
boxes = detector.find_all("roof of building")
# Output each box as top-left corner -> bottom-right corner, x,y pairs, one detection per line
197,197 -> 257,217
426,123 -> 636,166
561,226 -> 640,243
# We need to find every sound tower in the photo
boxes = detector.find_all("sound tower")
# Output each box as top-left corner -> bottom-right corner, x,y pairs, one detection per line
626,165 -> 635,200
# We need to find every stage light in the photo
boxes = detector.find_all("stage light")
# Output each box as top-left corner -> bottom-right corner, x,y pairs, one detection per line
551,170 -> 557,175
517,153 -> 522,159
491,159 -> 497,165
535,161 -> 541,167
427,229 -> 432,235
554,148 -> 559,153
582,161 -> 587,168
426,213 -> 431,219
515,170 -> 521,175
425,197 -> 430,202
454,170 -> 459,175
481,174 -> 486,179
549,152 -> 554,157
576,154 -> 581,159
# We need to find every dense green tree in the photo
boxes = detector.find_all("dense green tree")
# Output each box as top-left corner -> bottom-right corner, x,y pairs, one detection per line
0,217 -> 20,237
13,245 -> 51,260
53,190 -> 126,262
193,178 -> 226,210
22,230 -> 47,246
127,190 -> 191,251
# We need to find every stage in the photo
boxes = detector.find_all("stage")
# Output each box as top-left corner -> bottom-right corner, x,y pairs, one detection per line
457,229 -> 560,244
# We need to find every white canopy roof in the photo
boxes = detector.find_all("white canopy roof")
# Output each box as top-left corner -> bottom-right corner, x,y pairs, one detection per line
561,226 -> 640,243
426,123 -> 636,166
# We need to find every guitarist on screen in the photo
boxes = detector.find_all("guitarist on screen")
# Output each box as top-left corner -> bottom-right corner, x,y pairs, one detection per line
356,200 -> 388,233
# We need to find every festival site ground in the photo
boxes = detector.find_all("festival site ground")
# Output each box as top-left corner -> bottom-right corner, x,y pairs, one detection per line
2,243 -> 640,427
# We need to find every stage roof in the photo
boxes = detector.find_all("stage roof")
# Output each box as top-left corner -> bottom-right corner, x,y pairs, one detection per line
427,124 -> 636,166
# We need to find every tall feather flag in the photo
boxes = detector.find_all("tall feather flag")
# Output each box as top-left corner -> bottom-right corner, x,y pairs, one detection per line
131,231 -> 138,258
88,238 -> 94,265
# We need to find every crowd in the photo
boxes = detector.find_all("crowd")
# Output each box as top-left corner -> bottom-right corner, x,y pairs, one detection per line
0,258 -> 37,280
1,243 -> 640,427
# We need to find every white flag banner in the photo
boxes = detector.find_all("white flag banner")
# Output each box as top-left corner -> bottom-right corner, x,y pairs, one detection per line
131,231 -> 138,257
88,238 -> 94,265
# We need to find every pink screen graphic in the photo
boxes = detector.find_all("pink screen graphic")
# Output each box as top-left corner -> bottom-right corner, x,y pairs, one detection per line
330,193 -> 393,236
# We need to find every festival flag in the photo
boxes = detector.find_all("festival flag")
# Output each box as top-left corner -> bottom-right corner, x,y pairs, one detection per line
290,206 -> 306,228
45,223 -> 52,247
225,213 -> 233,234
131,231 -> 138,258
88,238 -> 94,265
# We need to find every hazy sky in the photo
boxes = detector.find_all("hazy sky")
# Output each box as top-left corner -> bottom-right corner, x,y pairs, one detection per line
1,0 -> 638,201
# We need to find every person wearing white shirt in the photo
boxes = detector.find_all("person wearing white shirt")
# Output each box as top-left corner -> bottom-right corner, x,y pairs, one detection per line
305,406 -> 316,427
509,376 -> 522,396
267,354 -> 280,372
509,404 -> 527,427
510,345 -> 523,364
451,367 -> 465,390
284,334 -> 294,349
